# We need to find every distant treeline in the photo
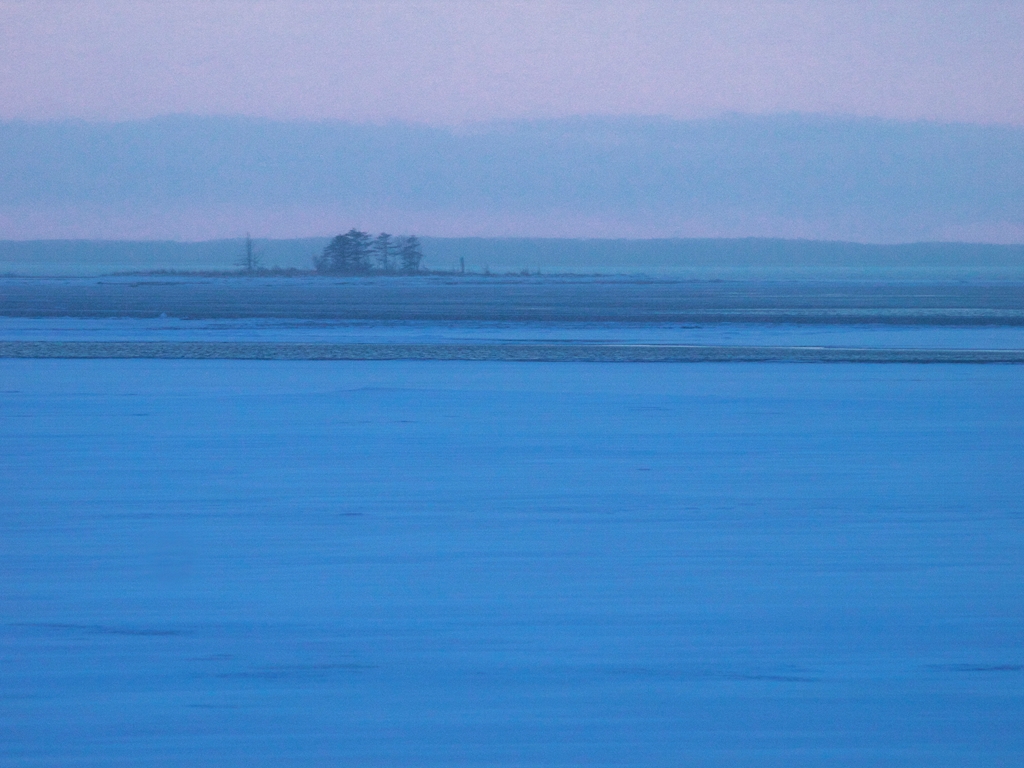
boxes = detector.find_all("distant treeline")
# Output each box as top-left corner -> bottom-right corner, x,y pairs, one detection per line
315,230 -> 423,274
3,237 -> 1024,278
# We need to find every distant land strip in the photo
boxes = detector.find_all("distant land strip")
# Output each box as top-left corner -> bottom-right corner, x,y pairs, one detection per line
3,341 -> 1024,363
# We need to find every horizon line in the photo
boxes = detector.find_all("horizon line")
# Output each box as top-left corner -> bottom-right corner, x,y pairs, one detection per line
3,111 -> 1024,131
3,236 -> 1023,249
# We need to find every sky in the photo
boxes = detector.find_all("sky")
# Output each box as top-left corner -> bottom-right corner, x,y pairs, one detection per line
3,0 -> 1022,125
1,1 -> 1022,241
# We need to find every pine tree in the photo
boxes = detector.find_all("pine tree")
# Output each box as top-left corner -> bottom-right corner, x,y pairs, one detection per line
348,230 -> 373,272
373,233 -> 395,272
399,235 -> 423,273
317,229 -> 422,274
317,230 -> 373,273
317,234 -> 348,273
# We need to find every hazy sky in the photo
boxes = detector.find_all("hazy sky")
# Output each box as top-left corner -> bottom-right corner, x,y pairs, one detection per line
2,1 -> 1022,125
2,1 -> 1022,242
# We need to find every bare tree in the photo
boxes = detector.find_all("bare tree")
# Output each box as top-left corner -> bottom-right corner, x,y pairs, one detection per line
236,234 -> 262,273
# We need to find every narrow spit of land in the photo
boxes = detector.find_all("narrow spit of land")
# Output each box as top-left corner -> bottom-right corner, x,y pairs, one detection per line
3,275 -> 1023,362
2,275 -> 1023,324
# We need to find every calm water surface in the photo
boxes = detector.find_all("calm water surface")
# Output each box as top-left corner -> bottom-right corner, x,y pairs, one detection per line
1,359 -> 1022,766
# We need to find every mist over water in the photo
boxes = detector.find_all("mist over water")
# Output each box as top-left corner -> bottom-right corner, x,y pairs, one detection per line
2,115 -> 1022,242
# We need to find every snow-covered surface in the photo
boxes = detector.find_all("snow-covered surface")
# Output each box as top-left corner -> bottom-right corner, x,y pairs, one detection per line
2,359 -> 1022,766
4,315 -> 1024,349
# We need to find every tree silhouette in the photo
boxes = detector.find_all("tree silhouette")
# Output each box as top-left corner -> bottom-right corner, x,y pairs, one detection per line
373,232 -> 396,272
316,229 -> 373,274
399,235 -> 423,273
236,233 -> 262,273
317,230 -> 424,274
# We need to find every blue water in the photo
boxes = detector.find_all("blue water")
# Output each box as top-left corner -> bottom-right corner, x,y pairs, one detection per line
2,360 -> 1022,766
5,316 -> 1024,348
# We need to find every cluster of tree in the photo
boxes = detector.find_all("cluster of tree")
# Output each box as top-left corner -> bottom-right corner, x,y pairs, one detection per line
315,230 -> 424,274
